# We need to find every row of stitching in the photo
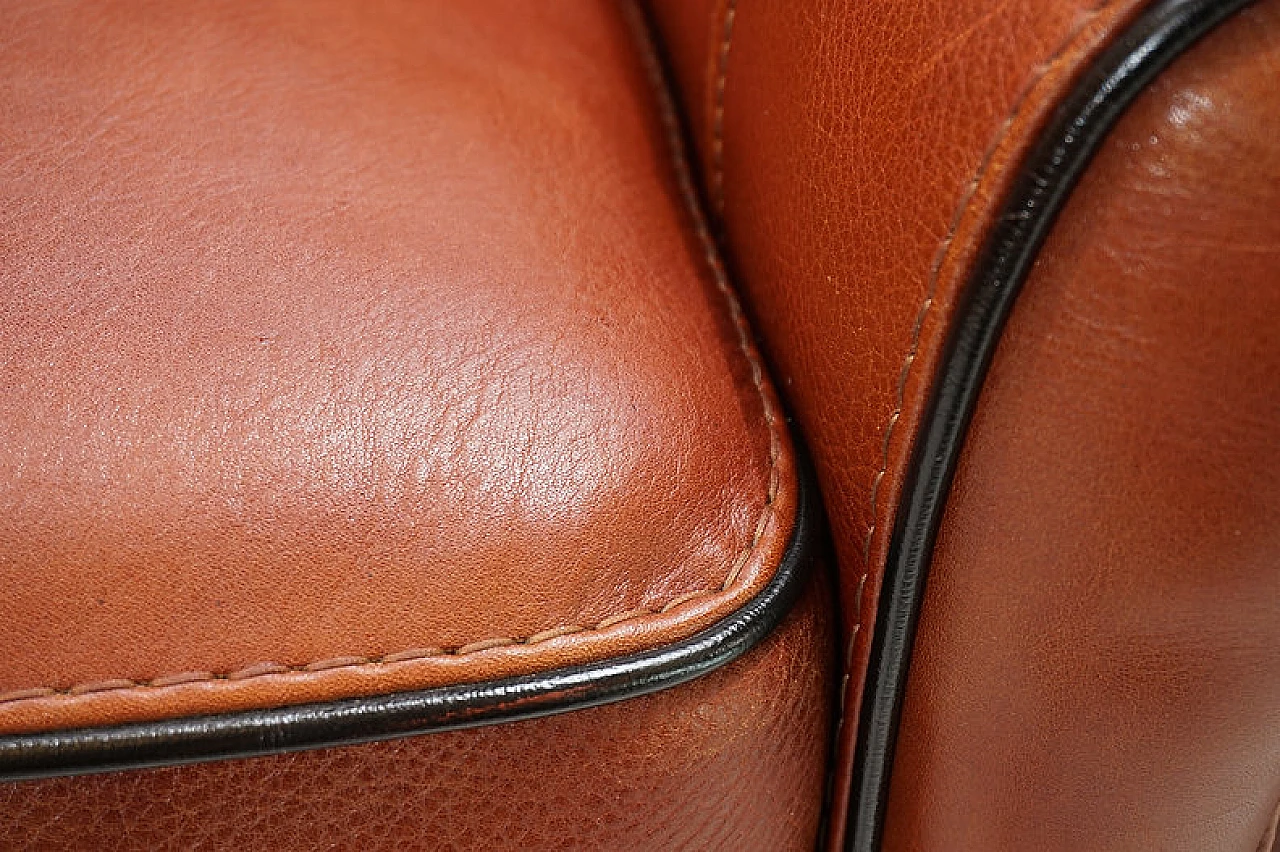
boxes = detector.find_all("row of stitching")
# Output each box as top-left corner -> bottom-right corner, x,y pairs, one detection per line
0,588 -> 732,706
625,0 -> 784,558
831,0 -> 1124,839
632,0 -> 786,609
710,0 -> 739,217
859,0 -> 1120,595
0,2 -> 787,712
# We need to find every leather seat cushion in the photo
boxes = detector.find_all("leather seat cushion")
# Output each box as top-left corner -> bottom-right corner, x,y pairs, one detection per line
0,0 -> 798,734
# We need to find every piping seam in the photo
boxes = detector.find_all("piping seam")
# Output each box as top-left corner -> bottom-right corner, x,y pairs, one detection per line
859,0 -> 1120,613
829,0 -> 1125,837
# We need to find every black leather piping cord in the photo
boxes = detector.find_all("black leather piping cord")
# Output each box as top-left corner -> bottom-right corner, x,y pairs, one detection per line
0,456 -> 818,782
844,1 -> 1256,850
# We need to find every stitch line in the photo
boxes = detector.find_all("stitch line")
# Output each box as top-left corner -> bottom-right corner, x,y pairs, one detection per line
0,4 -> 785,712
830,0 -> 1123,835
630,0 -> 785,579
860,0 -> 1119,582
711,0 -> 739,216
0,586 -> 740,707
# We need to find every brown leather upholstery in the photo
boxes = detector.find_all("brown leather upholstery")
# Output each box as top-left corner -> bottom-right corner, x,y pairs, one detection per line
649,0 -> 1150,616
882,3 -> 1280,849
642,0 -> 725,211
0,0 -> 800,734
644,0 -> 1180,844
2,0 -> 1276,848
0,0 -> 835,848
0,565 -> 834,852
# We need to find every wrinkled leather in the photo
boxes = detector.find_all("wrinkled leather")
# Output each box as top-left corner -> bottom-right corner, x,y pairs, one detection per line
883,4 -> 1280,849
645,1 -> 1153,845
0,566 -> 835,852
0,0 -> 798,734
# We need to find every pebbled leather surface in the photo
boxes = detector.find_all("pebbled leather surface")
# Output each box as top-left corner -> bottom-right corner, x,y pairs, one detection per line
0,563 -> 835,852
0,0 -> 797,733
882,4 -> 1280,849
645,2 -> 1151,846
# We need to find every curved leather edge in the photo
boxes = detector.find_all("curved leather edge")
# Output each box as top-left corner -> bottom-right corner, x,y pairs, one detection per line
843,1 -> 1258,850
0,0 -> 808,752
0,451 -> 818,782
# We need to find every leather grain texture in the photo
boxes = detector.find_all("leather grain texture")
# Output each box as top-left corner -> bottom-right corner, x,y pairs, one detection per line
644,2 -> 1156,846
0,0 -> 798,733
881,3 -> 1280,849
0,565 -> 835,852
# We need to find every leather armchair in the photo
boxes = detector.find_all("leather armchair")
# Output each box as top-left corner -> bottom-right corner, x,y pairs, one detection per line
1,1 -> 1275,850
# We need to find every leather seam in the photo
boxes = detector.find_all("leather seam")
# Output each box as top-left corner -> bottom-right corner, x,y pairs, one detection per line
710,0 -> 738,216
828,0 -> 1123,832
0,2 -> 786,712
627,0 -> 785,586
858,0 -> 1119,627
0,587 -> 737,706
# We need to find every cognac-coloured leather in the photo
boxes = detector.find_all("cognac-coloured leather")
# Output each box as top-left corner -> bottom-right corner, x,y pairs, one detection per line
644,1 -> 1155,845
643,0 -> 728,212
883,4 -> 1280,850
0,564 -> 835,852
0,0 -> 799,733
